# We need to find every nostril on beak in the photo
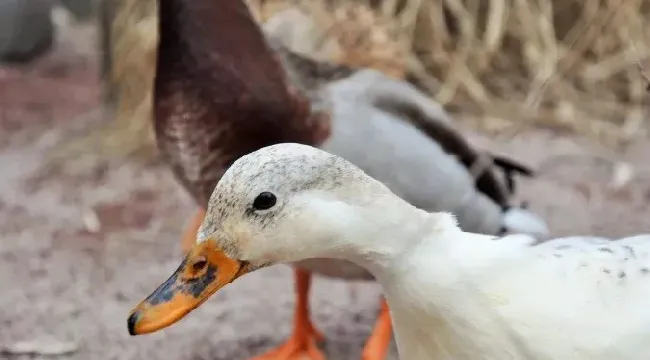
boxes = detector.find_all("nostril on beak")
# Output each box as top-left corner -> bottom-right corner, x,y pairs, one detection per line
191,257 -> 208,272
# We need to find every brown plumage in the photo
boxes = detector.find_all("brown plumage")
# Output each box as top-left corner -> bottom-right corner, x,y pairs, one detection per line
155,0 -> 332,206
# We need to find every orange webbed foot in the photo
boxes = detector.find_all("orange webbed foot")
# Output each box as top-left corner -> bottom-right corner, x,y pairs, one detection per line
249,325 -> 324,360
361,299 -> 392,360
250,268 -> 325,360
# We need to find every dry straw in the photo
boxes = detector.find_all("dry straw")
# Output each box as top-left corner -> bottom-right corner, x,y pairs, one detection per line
51,0 -> 650,164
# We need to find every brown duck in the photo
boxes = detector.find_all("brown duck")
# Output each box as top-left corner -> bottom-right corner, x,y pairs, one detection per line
137,0 -> 549,359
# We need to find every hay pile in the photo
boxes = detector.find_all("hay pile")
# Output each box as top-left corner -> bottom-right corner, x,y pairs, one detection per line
400,0 -> 650,145
53,0 -> 650,164
49,0 -> 158,164
99,0 -> 157,154
255,0 -> 650,146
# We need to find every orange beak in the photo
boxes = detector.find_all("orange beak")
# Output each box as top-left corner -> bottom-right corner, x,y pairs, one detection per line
127,238 -> 249,335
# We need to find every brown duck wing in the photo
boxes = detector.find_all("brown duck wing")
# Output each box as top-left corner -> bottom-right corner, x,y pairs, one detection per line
366,75 -> 533,208
154,0 -> 330,205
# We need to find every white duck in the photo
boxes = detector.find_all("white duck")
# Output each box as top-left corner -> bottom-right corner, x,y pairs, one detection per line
129,143 -> 650,360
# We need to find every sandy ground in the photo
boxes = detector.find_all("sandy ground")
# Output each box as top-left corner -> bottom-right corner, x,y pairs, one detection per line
1,17 -> 650,360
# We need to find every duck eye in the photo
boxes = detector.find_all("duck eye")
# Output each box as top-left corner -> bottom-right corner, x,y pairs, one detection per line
252,192 -> 277,210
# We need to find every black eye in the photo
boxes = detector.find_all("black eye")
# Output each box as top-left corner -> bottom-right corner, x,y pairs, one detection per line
252,192 -> 277,210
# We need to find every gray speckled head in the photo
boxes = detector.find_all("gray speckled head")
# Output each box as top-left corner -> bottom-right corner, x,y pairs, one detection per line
196,143 -> 381,264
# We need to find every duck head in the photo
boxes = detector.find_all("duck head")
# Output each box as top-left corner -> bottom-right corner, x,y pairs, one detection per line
128,143 -> 419,335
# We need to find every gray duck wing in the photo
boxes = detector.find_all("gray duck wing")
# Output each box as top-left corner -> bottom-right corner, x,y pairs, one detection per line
359,70 -> 535,206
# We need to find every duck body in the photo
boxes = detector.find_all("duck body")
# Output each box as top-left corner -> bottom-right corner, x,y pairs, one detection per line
129,143 -> 650,360
385,230 -> 650,360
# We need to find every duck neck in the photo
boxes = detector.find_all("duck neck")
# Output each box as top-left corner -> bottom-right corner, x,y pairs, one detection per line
353,205 -> 529,359
316,191 -> 529,358
154,0 -> 329,134
336,195 -> 455,280
156,0 -> 292,100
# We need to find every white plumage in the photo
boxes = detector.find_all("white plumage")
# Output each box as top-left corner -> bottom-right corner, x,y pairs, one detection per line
388,230 -> 650,360
199,143 -> 650,360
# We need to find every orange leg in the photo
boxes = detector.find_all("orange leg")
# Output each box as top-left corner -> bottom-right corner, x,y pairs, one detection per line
250,267 -> 325,360
181,208 -> 206,255
361,299 -> 392,360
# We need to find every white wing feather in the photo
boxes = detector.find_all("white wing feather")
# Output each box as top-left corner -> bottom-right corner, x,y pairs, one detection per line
469,233 -> 650,359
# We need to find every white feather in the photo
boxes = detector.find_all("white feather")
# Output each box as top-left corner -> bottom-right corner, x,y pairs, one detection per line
502,207 -> 550,239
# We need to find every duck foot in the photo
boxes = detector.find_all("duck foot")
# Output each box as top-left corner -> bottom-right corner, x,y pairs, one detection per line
250,333 -> 324,360
361,299 -> 392,360
181,208 -> 206,254
250,268 -> 325,360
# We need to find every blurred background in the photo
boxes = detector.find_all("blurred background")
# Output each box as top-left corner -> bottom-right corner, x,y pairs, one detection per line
0,0 -> 649,359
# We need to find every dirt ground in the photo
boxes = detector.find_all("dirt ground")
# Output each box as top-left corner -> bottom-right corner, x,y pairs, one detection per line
1,17 -> 649,360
